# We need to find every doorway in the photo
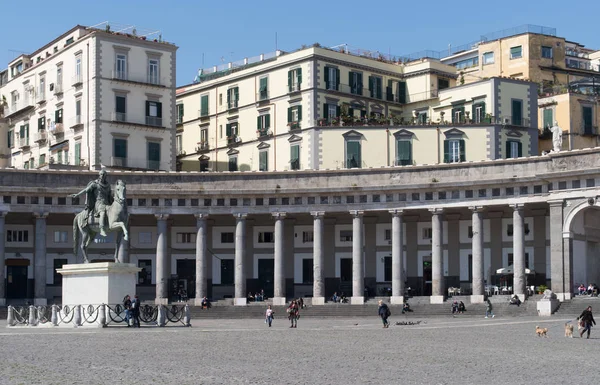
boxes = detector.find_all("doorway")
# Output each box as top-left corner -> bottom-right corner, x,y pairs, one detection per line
7,265 -> 28,300
340,258 -> 352,282
176,259 -> 196,299
423,259 -> 432,296
258,259 -> 274,298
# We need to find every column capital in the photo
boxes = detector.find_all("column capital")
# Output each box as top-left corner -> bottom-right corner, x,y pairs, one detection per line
428,208 -> 444,215
310,211 -> 325,219
548,199 -> 564,208
155,214 -> 169,220
510,203 -> 525,211
349,210 -> 364,218
33,212 -> 49,219
272,212 -> 287,220
234,213 -> 248,220
195,213 -> 209,220
389,209 -> 404,217
469,206 -> 485,213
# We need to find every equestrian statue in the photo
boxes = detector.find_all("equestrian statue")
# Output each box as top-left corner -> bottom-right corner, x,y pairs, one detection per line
71,170 -> 129,263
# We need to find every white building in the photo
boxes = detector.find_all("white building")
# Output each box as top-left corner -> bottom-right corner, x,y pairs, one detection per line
0,23 -> 178,171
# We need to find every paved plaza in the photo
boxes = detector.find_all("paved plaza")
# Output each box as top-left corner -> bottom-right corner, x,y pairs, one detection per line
0,315 -> 599,385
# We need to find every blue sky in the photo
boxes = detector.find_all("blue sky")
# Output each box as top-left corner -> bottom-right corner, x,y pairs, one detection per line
2,0 -> 599,87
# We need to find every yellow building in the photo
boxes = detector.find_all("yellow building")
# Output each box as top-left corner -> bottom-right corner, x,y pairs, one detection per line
176,46 -> 538,172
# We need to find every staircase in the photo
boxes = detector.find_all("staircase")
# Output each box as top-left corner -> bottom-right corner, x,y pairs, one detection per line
553,297 -> 600,317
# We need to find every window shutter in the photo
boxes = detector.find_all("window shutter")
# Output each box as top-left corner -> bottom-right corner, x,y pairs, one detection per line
75,142 -> 81,163
336,106 -> 340,117
480,103 -> 486,120
234,87 -> 239,102
506,141 -> 511,158
335,68 -> 340,90
257,116 -> 262,130
323,103 -> 328,119
259,77 -> 267,91
226,123 -> 231,137
201,95 -> 208,116
397,82 -> 406,104
517,141 -> 522,157
288,70 -> 292,92
369,76 -> 374,97
459,139 -> 466,162
360,110 -> 367,118
543,109 -> 553,128
376,78 -> 382,99
38,117 -> 44,131
348,107 -> 354,118
291,145 -> 299,161
55,109 -> 60,122
145,101 -> 150,117
397,140 -> 411,163
443,140 -> 450,163
297,68 -> 302,84
157,102 -> 162,118
357,73 -> 363,95
324,67 -> 330,86
297,106 -> 302,121
348,72 -> 354,91
227,89 -> 231,105
265,114 -> 270,129
287,107 -> 292,123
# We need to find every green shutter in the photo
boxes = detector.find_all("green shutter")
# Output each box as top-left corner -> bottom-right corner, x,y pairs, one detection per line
297,68 -> 302,84
288,70 -> 292,92
201,95 -> 209,116
459,139 -> 466,162
259,77 -> 268,91
348,72 -> 354,93
543,109 -> 553,128
38,117 -> 44,131
75,142 -> 81,165
297,106 -> 302,121
376,78 -> 382,99
7,131 -> 10,148
346,141 -> 361,168
336,105 -> 341,117
357,73 -> 363,95
369,76 -> 374,97
234,87 -> 239,103
227,89 -> 231,106
157,102 -> 162,118
265,114 -> 270,129
398,82 -> 406,104
517,141 -> 522,157
583,106 -> 593,131
480,103 -> 486,121
324,66 -> 330,87
397,140 -> 412,164
257,116 -> 262,130
348,107 -> 354,118
287,107 -> 292,123
259,151 -> 268,171
506,141 -> 511,158
512,99 -> 523,125
226,123 -> 231,137
443,140 -> 450,163
335,68 -> 340,90
290,144 -> 300,170
323,103 -> 328,119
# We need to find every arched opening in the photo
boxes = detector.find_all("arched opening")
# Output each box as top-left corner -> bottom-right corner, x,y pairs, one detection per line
569,206 -> 600,292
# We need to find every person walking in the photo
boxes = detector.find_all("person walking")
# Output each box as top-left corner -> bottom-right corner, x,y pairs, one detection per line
122,295 -> 132,327
287,300 -> 299,328
130,295 -> 141,328
485,298 -> 495,318
265,305 -> 274,327
378,300 -> 391,328
578,306 -> 596,339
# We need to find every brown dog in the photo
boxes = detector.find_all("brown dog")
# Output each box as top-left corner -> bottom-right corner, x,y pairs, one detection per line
565,323 -> 574,338
535,325 -> 548,337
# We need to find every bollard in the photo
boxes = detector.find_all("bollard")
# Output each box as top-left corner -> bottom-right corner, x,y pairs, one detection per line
73,305 -> 82,327
51,305 -> 58,326
28,305 -> 36,326
36,306 -> 43,325
6,305 -> 14,327
157,305 -> 166,327
99,304 -> 106,327
184,304 -> 191,327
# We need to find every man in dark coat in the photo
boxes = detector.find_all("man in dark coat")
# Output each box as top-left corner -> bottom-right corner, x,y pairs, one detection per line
578,306 -> 596,339
378,300 -> 391,328
131,295 -> 141,328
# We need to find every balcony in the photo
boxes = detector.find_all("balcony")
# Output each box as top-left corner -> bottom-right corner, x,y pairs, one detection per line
111,112 -> 127,123
53,83 -> 63,95
288,121 -> 301,131
582,126 -> 598,136
72,74 -> 83,86
566,49 -> 590,59
145,116 -> 163,127
4,99 -> 34,117
70,115 -> 83,129
227,135 -> 241,145
50,122 -> 64,136
111,70 -> 165,87
198,108 -> 210,118
34,130 -> 48,143
257,89 -> 269,101
196,141 -> 209,152
18,137 -> 30,149
176,116 -> 183,125
176,148 -> 186,156
36,89 -> 46,104
289,83 -> 301,93
111,156 -> 127,168
257,128 -> 273,138
227,100 -> 238,110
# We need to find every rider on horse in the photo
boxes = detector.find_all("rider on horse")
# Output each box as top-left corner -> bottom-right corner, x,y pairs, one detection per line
71,169 -> 113,236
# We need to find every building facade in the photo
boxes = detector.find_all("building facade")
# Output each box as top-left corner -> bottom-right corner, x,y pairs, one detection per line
0,148 -> 598,306
0,24 -> 178,171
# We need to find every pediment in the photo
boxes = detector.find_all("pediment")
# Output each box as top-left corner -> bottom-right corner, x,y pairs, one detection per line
226,148 -> 239,155
257,142 -> 271,149
288,134 -> 302,143
342,129 -> 364,138
393,129 -> 415,139
198,155 -> 210,161
443,128 -> 466,138
506,129 -> 523,138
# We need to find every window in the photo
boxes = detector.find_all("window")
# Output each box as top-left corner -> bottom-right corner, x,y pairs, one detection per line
472,103 -> 486,123
452,106 -> 465,123
384,229 -> 392,241
148,58 -> 159,84
75,55 -> 82,78
227,87 -> 239,109
287,106 -> 302,128
176,104 -> 184,124
290,144 -> 300,170
397,81 -> 406,103
139,232 -> 152,244
53,259 -> 68,285
115,95 -> 126,121
511,99 -> 523,125
302,231 -> 314,243
145,101 -> 162,126
259,150 -> 268,171
384,256 -> 392,282
349,71 -> 363,95
55,108 -> 63,124
288,68 -> 302,92
54,230 -> 68,243
257,231 -> 274,243
422,227 -> 432,239
39,77 -> 45,100
200,128 -> 208,144
176,232 -> 196,243
39,154 -> 46,166
510,46 -> 522,60
438,78 -> 450,90
323,103 -> 339,122
19,124 -> 29,147
543,109 -> 553,129
138,259 -> 152,285
225,122 -> 238,139
541,46 -> 553,59
6,230 -> 28,243
221,259 -> 234,285
7,129 -> 13,148
113,138 -> 127,163
582,106 -> 593,135
482,52 -> 494,65
74,142 -> 81,166
75,99 -> 81,120
200,94 -> 209,117
228,155 -> 238,171
147,142 -> 160,170
324,66 -> 339,90
506,140 -> 522,158
340,230 -> 353,242
56,66 -> 63,89
259,77 -> 268,100
368,76 -> 383,99
302,259 -> 313,284
221,232 -> 234,243
444,139 -> 465,163
115,54 -> 127,79
257,114 -> 271,134
396,140 -> 412,166
66,37 -> 74,45
176,135 -> 182,155
346,140 -> 361,168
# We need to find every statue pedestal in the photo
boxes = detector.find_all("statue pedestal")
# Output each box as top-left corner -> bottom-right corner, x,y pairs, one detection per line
57,262 -> 141,306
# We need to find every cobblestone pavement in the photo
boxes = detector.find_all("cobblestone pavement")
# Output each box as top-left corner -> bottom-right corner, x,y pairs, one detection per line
0,315 -> 599,385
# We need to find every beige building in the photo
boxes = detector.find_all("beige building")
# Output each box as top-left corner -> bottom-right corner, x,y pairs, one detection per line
0,23 -> 178,171
176,46 -> 537,172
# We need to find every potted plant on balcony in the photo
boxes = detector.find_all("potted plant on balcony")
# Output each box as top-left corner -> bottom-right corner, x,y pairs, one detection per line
317,118 -> 327,126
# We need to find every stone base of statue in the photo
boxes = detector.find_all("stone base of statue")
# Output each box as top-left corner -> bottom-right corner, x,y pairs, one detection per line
57,262 -> 141,306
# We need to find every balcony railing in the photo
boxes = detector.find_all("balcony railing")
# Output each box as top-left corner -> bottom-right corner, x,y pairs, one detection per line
111,156 -> 127,168
54,83 -> 63,94
36,88 -> 46,103
227,135 -> 241,145
257,89 -> 269,101
582,126 -> 598,136
196,141 -> 209,152
111,112 -> 127,122
288,122 -> 301,131
227,100 -> 239,110
145,116 -> 163,127
5,99 -> 34,116
198,108 -> 210,118
50,123 -> 64,135
566,49 -> 590,59
72,74 -> 83,86
18,137 -> 30,148
34,130 -> 48,143
70,115 -> 82,128
289,83 -> 301,92
111,70 -> 165,86
257,128 -> 272,138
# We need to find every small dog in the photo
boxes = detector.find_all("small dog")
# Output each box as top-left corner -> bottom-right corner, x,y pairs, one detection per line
565,323 -> 574,338
535,325 -> 548,337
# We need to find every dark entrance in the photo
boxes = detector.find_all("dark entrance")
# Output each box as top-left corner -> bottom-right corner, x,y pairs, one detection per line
176,259 -> 196,299
340,258 -> 352,282
423,260 -> 432,296
7,265 -> 28,299
258,259 -> 274,298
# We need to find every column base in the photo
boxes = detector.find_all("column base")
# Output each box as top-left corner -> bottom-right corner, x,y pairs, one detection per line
311,296 -> 325,305
34,298 -> 47,306
0,298 -> 5,306
351,296 -> 364,305
430,295 -> 445,304
272,297 -> 287,306
390,296 -> 405,305
234,297 -> 247,306
154,298 -> 169,305
470,294 -> 485,304
194,298 -> 205,306
514,292 -> 527,301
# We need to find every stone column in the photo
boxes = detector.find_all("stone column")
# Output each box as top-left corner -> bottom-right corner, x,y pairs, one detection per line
194,214 -> 208,305
234,213 -> 247,306
511,204 -> 526,300
430,208 -> 444,304
311,212 -> 325,305
272,212 -> 286,305
470,206 -> 485,303
549,200 -> 566,300
390,210 -> 404,304
34,213 -> 48,305
0,212 -> 5,306
155,214 -> 169,305
350,210 -> 364,304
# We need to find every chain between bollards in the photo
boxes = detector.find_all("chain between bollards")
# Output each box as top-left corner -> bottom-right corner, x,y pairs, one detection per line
6,305 -> 14,327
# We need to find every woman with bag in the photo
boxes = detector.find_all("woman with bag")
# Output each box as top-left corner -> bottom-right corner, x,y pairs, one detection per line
265,305 -> 274,327
122,295 -> 132,327
287,300 -> 299,328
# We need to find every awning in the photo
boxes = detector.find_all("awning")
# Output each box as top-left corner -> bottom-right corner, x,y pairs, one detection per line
496,265 -> 535,275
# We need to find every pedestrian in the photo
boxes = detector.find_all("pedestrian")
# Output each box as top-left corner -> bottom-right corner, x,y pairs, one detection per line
378,300 -> 390,328
131,295 -> 141,328
122,295 -> 132,327
485,298 -> 495,318
265,305 -> 274,327
578,306 -> 596,339
287,300 -> 299,328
